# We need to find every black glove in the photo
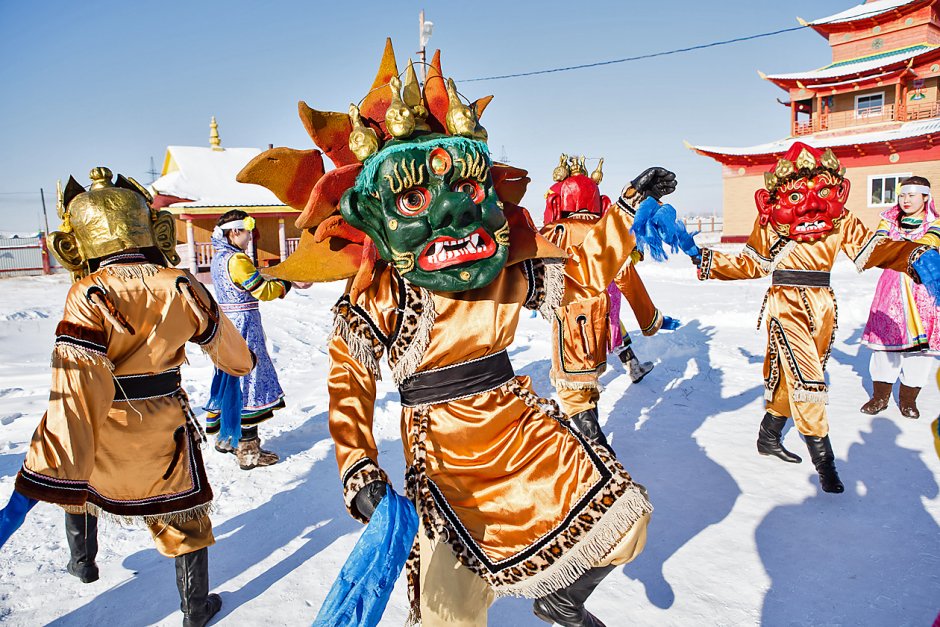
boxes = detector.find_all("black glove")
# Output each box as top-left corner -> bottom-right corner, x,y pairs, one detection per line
631,167 -> 677,200
352,480 -> 387,521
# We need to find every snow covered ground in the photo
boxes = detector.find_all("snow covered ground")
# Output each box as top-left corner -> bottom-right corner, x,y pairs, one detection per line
0,253 -> 937,626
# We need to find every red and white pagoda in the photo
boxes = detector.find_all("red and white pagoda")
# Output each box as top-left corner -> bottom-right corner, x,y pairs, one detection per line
692,0 -> 940,241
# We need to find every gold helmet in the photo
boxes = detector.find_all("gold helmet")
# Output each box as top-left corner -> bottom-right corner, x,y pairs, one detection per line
49,167 -> 179,279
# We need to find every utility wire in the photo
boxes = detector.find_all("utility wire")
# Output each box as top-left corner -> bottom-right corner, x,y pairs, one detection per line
460,6 -> 897,83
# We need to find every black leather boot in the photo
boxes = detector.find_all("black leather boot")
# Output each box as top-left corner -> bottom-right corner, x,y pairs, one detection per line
570,408 -> 613,455
756,413 -> 802,463
533,565 -> 616,627
804,435 -> 844,494
65,512 -> 99,583
175,547 -> 222,627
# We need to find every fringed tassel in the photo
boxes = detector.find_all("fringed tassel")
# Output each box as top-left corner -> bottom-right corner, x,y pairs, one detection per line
67,500 -> 214,528
538,259 -> 566,321
52,343 -> 114,371
768,240 -> 797,273
493,484 -> 652,599
392,287 -> 437,385
853,235 -> 885,272
88,291 -> 135,335
179,284 -> 209,330
332,314 -> 382,379
549,375 -> 604,391
792,388 -> 829,404
103,263 -> 160,281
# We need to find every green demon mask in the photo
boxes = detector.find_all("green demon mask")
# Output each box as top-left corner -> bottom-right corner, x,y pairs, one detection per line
340,135 -> 510,292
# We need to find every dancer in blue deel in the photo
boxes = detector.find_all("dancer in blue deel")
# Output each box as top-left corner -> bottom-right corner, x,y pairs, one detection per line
205,209 -> 302,469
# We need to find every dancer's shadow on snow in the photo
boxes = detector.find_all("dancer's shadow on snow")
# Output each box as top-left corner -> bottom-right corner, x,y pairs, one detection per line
607,320 -> 762,609
757,418 -> 940,626
827,327 -> 869,390
49,411 -> 407,626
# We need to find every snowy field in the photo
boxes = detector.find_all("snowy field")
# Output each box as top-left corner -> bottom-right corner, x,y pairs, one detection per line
0,252 -> 937,626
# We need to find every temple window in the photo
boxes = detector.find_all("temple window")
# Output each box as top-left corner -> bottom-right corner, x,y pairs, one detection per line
867,173 -> 911,207
855,92 -> 885,119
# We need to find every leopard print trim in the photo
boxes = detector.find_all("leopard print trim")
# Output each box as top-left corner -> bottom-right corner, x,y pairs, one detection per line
341,456 -> 390,524
405,378 -> 653,600
388,278 -> 437,386
332,295 -> 385,380
522,258 -> 566,321
853,234 -> 886,272
768,240 -> 797,273
906,245 -> 932,283
765,318 -> 828,404
697,248 -> 714,280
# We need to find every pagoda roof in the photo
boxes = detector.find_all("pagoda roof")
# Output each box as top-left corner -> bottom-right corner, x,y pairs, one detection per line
690,117 -> 940,162
151,145 -> 285,209
806,0 -> 929,34
764,43 -> 938,88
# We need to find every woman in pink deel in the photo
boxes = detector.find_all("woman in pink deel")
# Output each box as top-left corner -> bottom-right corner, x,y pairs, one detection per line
861,176 -> 940,418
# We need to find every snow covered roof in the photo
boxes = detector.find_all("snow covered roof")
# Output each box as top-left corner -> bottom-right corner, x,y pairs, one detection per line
809,0 -> 921,26
692,117 -> 940,157
150,146 -> 283,208
766,44 -> 936,82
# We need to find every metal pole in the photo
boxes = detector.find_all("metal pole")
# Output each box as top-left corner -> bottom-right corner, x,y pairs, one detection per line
418,9 -> 426,82
39,188 -> 50,235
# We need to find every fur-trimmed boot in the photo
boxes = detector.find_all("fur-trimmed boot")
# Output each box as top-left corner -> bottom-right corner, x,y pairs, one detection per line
64,512 -> 99,583
570,408 -> 613,455
533,565 -> 616,627
899,384 -> 921,419
756,413 -> 802,463
175,547 -> 222,627
860,381 -> 892,415
235,427 -> 278,470
617,344 -> 654,384
804,435 -> 844,494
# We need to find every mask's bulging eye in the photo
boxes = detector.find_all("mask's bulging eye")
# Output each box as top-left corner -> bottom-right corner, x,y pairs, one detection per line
397,187 -> 432,216
788,192 -> 803,204
818,187 -> 831,198
452,179 -> 485,203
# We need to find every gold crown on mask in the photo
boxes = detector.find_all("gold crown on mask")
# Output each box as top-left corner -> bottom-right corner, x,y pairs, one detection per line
763,147 -> 844,193
552,154 -> 604,184
50,167 -> 179,279
295,40 -> 492,165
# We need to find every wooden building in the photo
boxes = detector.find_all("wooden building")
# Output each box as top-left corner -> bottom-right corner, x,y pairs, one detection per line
150,118 -> 302,273
692,0 -> 940,242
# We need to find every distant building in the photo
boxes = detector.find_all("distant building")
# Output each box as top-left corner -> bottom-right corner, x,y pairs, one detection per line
692,0 -> 940,242
151,117 -> 302,273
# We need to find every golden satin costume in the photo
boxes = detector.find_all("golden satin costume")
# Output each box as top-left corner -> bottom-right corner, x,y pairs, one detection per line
15,259 -> 253,556
540,216 -> 663,415
698,211 -> 928,437
329,205 -> 652,607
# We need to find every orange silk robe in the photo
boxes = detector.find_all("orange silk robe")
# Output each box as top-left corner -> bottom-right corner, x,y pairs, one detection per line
540,214 -> 662,415
698,211 -> 929,436
329,205 -> 652,598
16,261 -> 253,522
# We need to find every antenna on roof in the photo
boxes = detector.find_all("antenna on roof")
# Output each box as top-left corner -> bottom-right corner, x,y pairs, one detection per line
147,156 -> 159,183
210,116 -> 223,151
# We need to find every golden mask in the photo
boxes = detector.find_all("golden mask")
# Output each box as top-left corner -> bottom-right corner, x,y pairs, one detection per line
795,147 -> 817,171
50,167 -> 179,279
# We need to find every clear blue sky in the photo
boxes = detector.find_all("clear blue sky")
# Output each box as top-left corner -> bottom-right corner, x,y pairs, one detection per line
0,0 -> 847,232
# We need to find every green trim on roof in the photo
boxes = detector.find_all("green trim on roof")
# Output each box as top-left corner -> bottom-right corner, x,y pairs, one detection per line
822,44 -> 932,70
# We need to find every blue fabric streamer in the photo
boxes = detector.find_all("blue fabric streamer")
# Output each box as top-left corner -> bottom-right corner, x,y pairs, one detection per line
206,368 -> 242,445
912,248 -> 940,305
313,489 -> 418,627
630,198 -> 700,261
661,316 -> 681,331
0,490 -> 38,550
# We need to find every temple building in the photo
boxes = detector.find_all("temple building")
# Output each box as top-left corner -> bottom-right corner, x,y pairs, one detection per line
692,0 -> 940,241
150,117 -> 302,274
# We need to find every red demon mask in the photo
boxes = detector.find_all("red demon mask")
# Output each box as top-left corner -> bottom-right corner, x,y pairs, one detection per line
544,174 -> 611,224
755,142 -> 850,242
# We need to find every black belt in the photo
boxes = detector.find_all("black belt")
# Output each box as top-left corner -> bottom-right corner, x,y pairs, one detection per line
399,350 -> 515,407
113,368 -> 182,402
772,270 -> 831,288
